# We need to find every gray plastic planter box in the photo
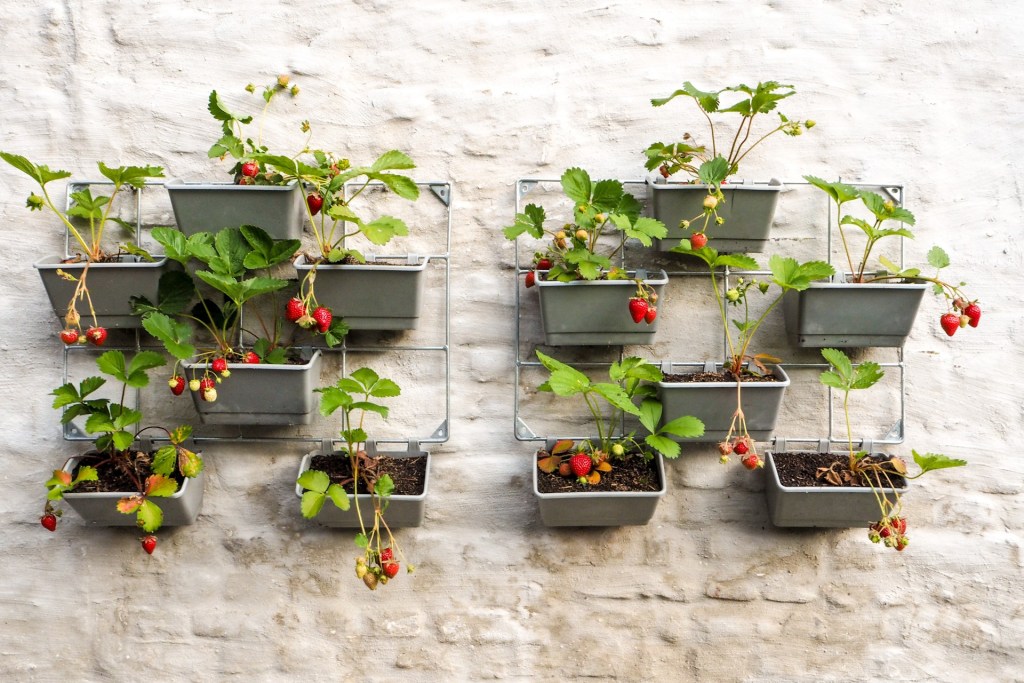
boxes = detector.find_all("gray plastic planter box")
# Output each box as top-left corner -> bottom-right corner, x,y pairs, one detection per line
293,254 -> 428,330
647,180 -> 782,253
656,362 -> 790,442
764,451 -> 907,527
536,269 -> 667,346
60,454 -> 205,527
783,279 -> 928,348
35,254 -> 174,328
533,443 -> 666,527
165,179 -> 305,239
184,348 -> 322,425
295,445 -> 429,528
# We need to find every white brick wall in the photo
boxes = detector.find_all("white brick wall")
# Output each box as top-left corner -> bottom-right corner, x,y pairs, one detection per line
1,1 -> 1022,680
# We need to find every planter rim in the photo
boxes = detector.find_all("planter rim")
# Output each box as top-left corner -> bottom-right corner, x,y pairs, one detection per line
294,449 -> 430,502
647,179 -> 784,191
293,253 -> 429,271
807,277 -> 929,290
34,254 -> 170,268
165,178 -> 299,192
531,448 -> 667,501
765,451 -> 908,493
61,453 -> 199,501
657,362 -> 791,388
184,347 -> 321,371
536,268 -> 668,288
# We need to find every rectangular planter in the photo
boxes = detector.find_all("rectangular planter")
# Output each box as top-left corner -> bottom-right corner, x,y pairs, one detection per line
165,179 -> 305,240
61,454 -> 205,527
295,446 -> 429,528
293,254 -> 428,330
647,180 -> 782,253
656,362 -> 790,442
764,451 -> 907,527
533,443 -> 666,527
536,269 -> 667,346
184,349 -> 322,425
782,280 -> 928,348
35,254 -> 174,329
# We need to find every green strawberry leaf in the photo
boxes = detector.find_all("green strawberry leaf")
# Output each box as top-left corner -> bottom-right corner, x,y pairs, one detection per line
300,490 -> 326,518
645,433 -> 681,459
136,500 -> 164,533
560,167 -> 592,205
327,483 -> 350,511
152,444 -> 178,476
0,151 -> 71,185
660,415 -> 705,439
298,469 -> 330,495
927,245 -> 950,270
142,312 -> 195,361
912,450 -> 968,474
374,473 -> 395,499
350,401 -> 389,419
361,216 -> 409,246
591,383 -> 641,416
370,150 -> 416,172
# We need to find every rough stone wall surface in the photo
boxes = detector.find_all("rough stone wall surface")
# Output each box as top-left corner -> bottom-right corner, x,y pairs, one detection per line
1,1 -> 1022,681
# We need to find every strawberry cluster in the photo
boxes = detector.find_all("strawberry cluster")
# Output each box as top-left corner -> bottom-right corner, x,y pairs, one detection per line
939,298 -> 982,337
355,546 -> 404,590
167,356 -> 234,403
868,516 -> 908,551
285,296 -> 333,334
59,326 -> 107,347
523,256 -> 552,289
718,437 -> 763,470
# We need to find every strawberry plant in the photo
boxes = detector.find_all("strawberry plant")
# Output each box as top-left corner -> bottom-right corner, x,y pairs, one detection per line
505,167 -> 668,318
297,368 -> 413,591
817,348 -> 966,551
673,242 -> 835,466
44,350 -> 202,551
533,352 -> 704,483
208,77 -> 420,322
644,81 -> 814,237
805,176 -> 980,338
206,75 -> 299,185
133,225 -> 343,399
0,151 -> 164,338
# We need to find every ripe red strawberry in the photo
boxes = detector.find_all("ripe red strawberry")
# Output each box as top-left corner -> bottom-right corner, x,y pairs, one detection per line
141,535 -> 157,555
211,358 -> 228,374
306,193 -> 324,216
285,297 -> 306,322
628,297 -> 648,324
198,377 -> 215,396
740,453 -> 761,470
312,306 -> 332,333
569,453 -> 592,477
644,306 -> 657,324
168,375 -> 186,396
659,164 -> 671,179
380,547 -> 394,563
243,351 -> 260,364
86,326 -> 107,346
940,312 -> 960,337
892,517 -> 907,535
525,271 -> 536,288
733,441 -> 749,455
59,329 -> 79,345
964,303 -> 981,328
241,160 -> 259,178
382,561 -> 400,579
536,258 -> 552,270
689,233 -> 708,249
41,514 -> 57,532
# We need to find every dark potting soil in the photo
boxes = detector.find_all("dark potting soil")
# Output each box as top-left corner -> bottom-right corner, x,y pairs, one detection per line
70,450 -> 183,494
772,452 -> 908,489
536,453 -> 661,494
304,253 -> 419,267
662,371 -> 782,383
309,454 -> 427,496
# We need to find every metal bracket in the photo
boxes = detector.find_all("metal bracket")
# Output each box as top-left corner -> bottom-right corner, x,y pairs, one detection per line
429,183 -> 451,207
881,186 -> 903,205
517,180 -> 539,200
883,420 -> 904,442
515,416 -> 537,440
428,420 -> 448,441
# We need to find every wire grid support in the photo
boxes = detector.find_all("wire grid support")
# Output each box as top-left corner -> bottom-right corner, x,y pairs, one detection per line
512,176 -> 911,450
59,179 -> 452,449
